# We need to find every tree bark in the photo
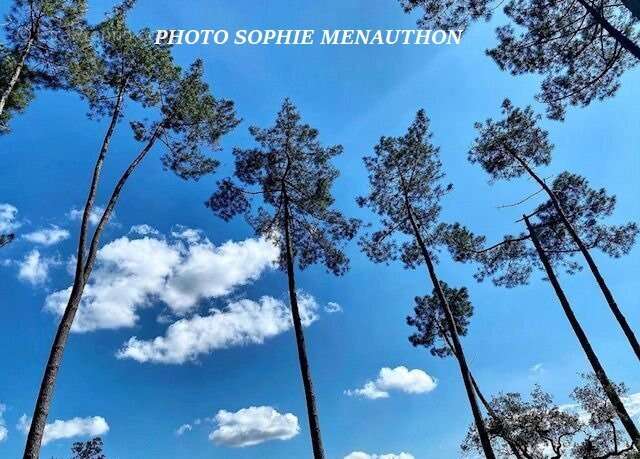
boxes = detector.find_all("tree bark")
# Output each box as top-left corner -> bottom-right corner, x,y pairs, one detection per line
574,0 -> 640,60
23,124 -> 160,459
403,195 -> 496,459
511,153 -> 640,362
0,36 -> 35,120
282,191 -> 326,459
524,215 -> 640,449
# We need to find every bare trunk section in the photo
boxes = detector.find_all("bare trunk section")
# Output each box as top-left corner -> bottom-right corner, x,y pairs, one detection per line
402,194 -> 496,459
23,123 -> 161,459
0,36 -> 35,120
282,191 -> 326,459
574,0 -> 640,59
511,153 -> 640,362
525,215 -> 640,449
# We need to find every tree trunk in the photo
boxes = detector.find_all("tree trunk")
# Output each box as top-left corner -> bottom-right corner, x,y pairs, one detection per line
23,124 -> 160,459
511,154 -> 640,362
282,192 -> 326,459
403,196 -> 496,459
441,331 -> 526,459
0,36 -> 35,120
574,0 -> 640,60
525,215 -> 640,449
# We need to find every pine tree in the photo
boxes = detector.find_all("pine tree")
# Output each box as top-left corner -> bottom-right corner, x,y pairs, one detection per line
0,0 -> 96,132
207,99 -> 359,459
399,0 -> 640,120
22,8 -> 239,457
357,109 -> 497,459
470,99 -> 639,360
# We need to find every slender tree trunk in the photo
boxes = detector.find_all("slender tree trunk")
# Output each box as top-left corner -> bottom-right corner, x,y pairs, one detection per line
441,326 -> 525,459
0,36 -> 35,120
282,191 -> 326,459
403,196 -> 496,459
23,124 -> 160,459
525,215 -> 640,449
574,0 -> 640,59
511,154 -> 640,362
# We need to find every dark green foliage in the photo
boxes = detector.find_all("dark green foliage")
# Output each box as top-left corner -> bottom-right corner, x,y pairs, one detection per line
70,437 -> 105,459
399,0 -> 640,120
1,0 -> 97,130
407,282 -> 474,357
357,109 -> 452,267
470,100 -> 552,182
462,375 -> 637,458
0,45 -> 34,133
207,99 -> 359,275
0,233 -> 16,248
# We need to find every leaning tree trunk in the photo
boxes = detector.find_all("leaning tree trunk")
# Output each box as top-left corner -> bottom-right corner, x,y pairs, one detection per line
0,36 -> 35,119
441,331 -> 525,459
573,0 -> 640,58
403,197 -> 496,459
282,191 -> 326,459
525,215 -> 640,449
23,124 -> 160,459
512,154 -> 640,362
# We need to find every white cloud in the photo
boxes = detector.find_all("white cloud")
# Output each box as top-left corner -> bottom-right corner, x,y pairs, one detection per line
0,203 -> 20,233
175,423 -> 192,436
68,206 -> 106,226
529,363 -> 545,376
209,406 -> 299,447
325,301 -> 343,314
0,403 -> 7,443
18,249 -> 57,285
44,231 -> 279,332
344,453 -> 415,459
18,415 -> 109,445
346,366 -> 437,400
625,392 -> 640,418
171,225 -> 205,244
130,224 -> 160,237
23,226 -> 70,246
117,294 -> 319,364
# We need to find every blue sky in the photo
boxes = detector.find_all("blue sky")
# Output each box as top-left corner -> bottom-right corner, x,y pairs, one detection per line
1,0 -> 639,458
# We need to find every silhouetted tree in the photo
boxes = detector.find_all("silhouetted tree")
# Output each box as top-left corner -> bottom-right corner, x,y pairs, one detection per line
463,375 -> 637,458
22,8 -> 239,458
0,0 -> 96,131
357,109 -> 496,459
399,0 -> 639,120
207,99 -> 359,459
70,437 -> 105,459
470,100 -> 639,361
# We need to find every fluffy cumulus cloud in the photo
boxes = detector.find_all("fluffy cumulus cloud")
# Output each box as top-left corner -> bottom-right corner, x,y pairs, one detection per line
0,403 -> 7,442
68,206 -> 105,226
344,453 -> 415,459
23,226 -> 70,246
44,230 -> 279,332
18,415 -> 109,445
346,366 -> 437,400
117,293 -> 319,364
209,406 -> 299,447
0,203 -> 20,233
18,249 -> 58,285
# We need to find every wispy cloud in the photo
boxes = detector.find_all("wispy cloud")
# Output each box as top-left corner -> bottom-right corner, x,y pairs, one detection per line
23,226 -> 70,246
